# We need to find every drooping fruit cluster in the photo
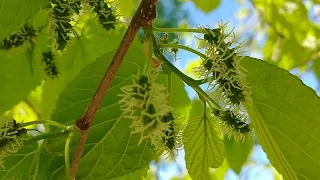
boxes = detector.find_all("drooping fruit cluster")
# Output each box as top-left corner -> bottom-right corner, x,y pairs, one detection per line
119,71 -> 173,150
88,0 -> 117,31
161,112 -> 176,150
157,112 -> 183,153
0,24 -> 38,50
50,0 -> 82,51
0,117 -> 29,168
196,23 -> 251,106
194,22 -> 252,141
42,50 -> 58,78
213,109 -> 250,142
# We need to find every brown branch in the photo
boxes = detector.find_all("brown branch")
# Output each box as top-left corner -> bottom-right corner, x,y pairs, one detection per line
70,0 -> 158,179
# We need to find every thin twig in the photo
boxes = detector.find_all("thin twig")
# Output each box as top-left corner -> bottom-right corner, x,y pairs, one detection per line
70,0 -> 158,179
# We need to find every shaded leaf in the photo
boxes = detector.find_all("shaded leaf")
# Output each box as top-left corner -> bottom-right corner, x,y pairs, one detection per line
242,56 -> 320,180
0,49 -> 41,114
0,0 -> 49,42
224,137 -> 253,174
0,144 -> 39,180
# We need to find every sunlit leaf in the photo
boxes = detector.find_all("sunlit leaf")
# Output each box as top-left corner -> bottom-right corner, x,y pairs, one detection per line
184,100 -> 225,180
191,0 -> 220,13
242,56 -> 320,180
313,58 -> 320,83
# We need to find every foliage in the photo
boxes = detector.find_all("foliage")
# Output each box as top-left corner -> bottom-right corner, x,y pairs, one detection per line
243,56 -> 320,180
0,0 -> 319,180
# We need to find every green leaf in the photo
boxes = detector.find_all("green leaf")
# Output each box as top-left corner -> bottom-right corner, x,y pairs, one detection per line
242,56 -> 320,180
156,73 -> 190,109
255,0 -> 319,70
313,58 -> 320,82
184,99 -> 225,180
209,159 -> 229,180
110,166 -> 148,180
224,137 -> 253,174
43,43 -> 156,179
0,9 -> 50,115
0,144 -> 39,180
191,0 -> 220,13
157,73 -> 191,125
0,0 -> 49,42
116,0 -> 136,18
41,21 -> 125,120
0,49 -> 41,114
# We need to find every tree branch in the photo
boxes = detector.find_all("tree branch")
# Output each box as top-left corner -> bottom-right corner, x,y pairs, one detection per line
70,0 -> 158,179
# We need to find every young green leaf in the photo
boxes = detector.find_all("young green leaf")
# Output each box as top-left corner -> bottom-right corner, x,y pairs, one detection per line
184,99 -> 225,180
242,56 -> 320,180
224,137 -> 253,174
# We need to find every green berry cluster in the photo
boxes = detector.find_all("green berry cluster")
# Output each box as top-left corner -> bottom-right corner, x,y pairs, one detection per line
0,117 -> 29,168
119,71 -> 181,152
194,23 -> 253,141
161,112 -> 176,151
199,25 -> 249,106
50,0 -> 82,50
213,109 -> 250,141
0,24 -> 37,50
42,50 -> 58,78
88,0 -> 117,31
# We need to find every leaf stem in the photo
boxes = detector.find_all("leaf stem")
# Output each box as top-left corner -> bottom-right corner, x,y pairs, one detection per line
144,32 -> 154,73
19,120 -> 68,130
149,32 -> 220,109
24,129 -> 72,146
193,85 -> 220,109
168,71 -> 172,103
31,144 -> 44,180
158,43 -> 207,59
153,27 -> 203,34
65,131 -> 74,180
